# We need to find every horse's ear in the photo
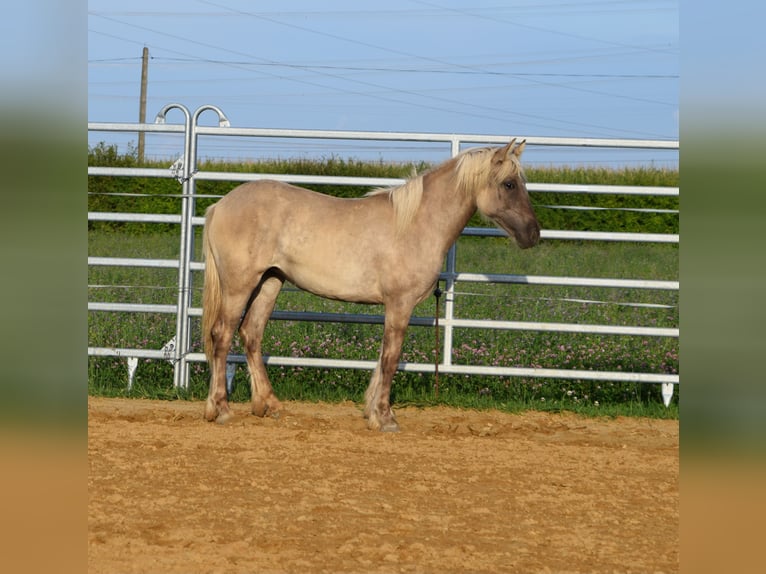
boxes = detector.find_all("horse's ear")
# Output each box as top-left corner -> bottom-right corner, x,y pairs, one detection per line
493,138 -> 517,163
512,139 -> 526,157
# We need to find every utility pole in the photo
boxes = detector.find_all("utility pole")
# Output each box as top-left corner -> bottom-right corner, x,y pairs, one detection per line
138,46 -> 149,163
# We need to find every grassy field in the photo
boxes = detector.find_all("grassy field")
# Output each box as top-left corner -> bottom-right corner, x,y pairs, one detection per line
88,229 -> 678,418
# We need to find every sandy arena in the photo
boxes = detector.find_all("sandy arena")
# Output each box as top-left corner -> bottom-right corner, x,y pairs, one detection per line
88,397 -> 678,573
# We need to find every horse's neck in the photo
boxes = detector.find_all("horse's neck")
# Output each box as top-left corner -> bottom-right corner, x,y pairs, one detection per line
419,166 -> 477,248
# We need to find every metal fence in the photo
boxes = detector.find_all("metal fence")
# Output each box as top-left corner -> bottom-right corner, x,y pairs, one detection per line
88,103 -> 679,403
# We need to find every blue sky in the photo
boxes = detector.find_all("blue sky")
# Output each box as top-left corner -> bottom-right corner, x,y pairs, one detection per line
88,0 -> 679,165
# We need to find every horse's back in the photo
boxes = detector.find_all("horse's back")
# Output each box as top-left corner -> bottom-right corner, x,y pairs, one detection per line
208,181 -> 313,238
214,179 -> 393,231
216,179 -> 311,212
222,179 -> 345,207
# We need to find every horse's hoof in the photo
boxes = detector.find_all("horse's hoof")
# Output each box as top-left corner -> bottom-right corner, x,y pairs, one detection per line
252,396 -> 282,418
366,411 -> 400,432
204,401 -> 218,422
251,396 -> 268,417
215,411 -> 234,425
380,420 -> 400,433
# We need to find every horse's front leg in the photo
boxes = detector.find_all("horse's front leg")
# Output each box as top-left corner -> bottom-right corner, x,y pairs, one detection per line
366,310 -> 411,432
363,364 -> 381,421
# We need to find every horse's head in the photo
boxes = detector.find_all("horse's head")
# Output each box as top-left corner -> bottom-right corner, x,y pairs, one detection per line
473,139 -> 541,249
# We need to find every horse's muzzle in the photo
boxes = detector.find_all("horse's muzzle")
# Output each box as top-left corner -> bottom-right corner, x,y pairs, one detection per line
517,222 -> 541,249
498,218 -> 540,249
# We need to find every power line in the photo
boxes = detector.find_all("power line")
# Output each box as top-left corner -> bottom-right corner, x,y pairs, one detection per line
89,55 -> 677,80
87,5 -> 677,139
196,0 -> 514,78
412,0 -> 677,55
88,13 -> 632,135
88,56 -> 143,63
89,2 -> 677,22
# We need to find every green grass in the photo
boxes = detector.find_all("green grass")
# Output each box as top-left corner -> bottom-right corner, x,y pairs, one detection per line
88,229 -> 678,419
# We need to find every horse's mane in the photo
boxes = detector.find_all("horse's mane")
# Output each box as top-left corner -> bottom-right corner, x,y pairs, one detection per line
366,145 -> 523,235
365,167 -> 424,236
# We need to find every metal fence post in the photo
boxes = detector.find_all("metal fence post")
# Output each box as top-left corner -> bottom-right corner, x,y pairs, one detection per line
154,103 -> 193,389
440,137 -> 462,368
152,104 -> 231,390
442,246 -> 457,367
178,106 -> 230,389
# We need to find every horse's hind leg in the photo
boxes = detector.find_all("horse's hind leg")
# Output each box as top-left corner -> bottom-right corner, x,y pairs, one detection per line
239,273 -> 284,417
205,292 -> 251,424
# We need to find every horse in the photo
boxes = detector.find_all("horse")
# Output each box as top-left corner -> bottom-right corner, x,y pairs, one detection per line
201,139 -> 540,431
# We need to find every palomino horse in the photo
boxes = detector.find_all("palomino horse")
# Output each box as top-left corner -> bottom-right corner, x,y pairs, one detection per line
202,139 -> 540,431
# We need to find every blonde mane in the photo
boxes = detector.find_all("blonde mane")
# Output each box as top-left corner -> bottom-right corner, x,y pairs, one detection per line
366,168 -> 424,236
366,144 -> 524,235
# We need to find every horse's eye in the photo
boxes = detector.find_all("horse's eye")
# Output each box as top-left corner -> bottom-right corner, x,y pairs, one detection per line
503,180 -> 516,191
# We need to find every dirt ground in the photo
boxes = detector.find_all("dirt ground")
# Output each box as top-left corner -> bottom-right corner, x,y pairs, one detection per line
88,397 -> 678,574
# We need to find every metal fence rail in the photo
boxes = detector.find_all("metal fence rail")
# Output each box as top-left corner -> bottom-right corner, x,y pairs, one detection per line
88,103 -> 679,400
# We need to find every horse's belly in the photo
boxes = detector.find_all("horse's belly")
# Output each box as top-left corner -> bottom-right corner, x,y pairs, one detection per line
279,254 -> 384,305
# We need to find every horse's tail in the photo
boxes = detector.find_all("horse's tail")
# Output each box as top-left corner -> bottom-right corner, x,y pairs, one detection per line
202,204 -> 221,362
